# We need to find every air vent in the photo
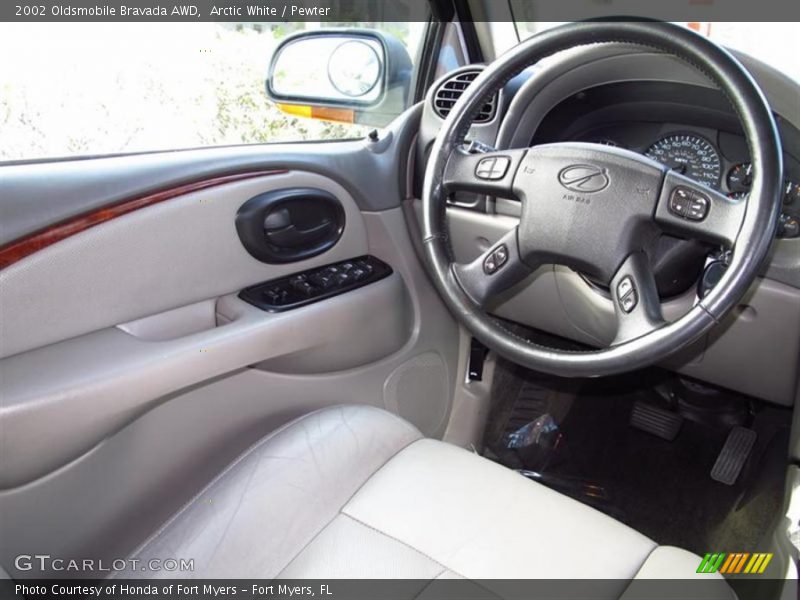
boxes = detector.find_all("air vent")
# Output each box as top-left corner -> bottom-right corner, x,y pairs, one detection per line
433,70 -> 497,123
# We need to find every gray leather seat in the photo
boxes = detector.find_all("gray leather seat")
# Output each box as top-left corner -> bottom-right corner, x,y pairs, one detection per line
118,405 -> 730,587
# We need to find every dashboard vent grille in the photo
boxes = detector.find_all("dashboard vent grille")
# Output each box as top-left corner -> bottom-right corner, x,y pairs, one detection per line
433,70 -> 497,123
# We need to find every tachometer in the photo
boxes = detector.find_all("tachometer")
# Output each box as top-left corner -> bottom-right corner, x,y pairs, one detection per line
645,134 -> 722,189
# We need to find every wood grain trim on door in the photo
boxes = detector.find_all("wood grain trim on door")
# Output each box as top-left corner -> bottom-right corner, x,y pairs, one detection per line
0,170 -> 288,270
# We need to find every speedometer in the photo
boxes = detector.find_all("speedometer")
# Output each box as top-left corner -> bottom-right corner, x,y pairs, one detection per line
645,134 -> 722,189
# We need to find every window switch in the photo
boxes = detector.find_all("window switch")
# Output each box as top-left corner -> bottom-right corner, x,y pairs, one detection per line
291,279 -> 316,296
239,256 -> 392,313
310,273 -> 334,289
263,287 -> 288,305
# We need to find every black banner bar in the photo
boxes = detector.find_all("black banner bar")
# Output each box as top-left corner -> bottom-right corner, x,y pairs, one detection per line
1,0 -> 800,22
1,578 -> 793,600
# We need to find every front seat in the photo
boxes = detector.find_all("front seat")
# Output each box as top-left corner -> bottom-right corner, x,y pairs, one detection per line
117,405 -> 729,587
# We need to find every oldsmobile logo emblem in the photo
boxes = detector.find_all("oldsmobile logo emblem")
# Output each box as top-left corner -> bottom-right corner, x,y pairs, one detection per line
558,165 -> 610,193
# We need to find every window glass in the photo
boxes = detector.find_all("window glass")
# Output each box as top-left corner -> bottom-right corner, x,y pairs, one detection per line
0,21 -> 428,161
512,21 -> 800,84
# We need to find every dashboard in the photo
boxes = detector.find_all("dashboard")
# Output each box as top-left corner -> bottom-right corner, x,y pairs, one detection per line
528,82 -> 800,240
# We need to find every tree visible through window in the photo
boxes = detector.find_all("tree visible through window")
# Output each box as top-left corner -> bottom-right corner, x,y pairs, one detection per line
0,21 -> 426,161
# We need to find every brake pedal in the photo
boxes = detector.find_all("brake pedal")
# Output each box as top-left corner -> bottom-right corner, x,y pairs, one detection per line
630,400 -> 683,441
711,426 -> 757,485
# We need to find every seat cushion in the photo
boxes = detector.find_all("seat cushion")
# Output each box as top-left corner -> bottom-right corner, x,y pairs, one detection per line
118,405 -> 728,589
116,405 -> 422,579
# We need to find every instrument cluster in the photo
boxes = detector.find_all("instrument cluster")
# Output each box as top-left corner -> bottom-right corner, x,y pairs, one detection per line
588,131 -> 800,239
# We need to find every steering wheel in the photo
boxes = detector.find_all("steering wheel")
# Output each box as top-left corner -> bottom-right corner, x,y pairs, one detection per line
422,22 -> 783,377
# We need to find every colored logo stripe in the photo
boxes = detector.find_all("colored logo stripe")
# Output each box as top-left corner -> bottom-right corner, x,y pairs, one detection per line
744,553 -> 773,574
697,554 -> 726,573
697,552 -> 773,574
721,553 -> 749,574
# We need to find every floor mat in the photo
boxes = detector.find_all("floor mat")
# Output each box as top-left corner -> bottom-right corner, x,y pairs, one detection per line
484,361 -> 791,555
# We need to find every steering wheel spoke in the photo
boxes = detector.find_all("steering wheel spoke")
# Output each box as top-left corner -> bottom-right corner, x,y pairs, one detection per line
610,252 -> 666,345
452,227 -> 532,308
442,147 -> 526,199
655,171 -> 746,248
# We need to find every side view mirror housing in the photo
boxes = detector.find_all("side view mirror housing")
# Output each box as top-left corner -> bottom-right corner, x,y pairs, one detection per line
266,29 -> 413,127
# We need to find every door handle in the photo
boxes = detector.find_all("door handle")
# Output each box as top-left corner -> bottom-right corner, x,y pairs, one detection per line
265,220 -> 334,248
236,188 -> 345,264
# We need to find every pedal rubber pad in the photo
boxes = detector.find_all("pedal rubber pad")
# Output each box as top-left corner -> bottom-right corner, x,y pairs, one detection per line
630,400 -> 683,441
711,426 -> 757,485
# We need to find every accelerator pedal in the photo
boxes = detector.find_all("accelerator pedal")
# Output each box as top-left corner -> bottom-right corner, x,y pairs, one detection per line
630,400 -> 683,441
711,426 -> 757,485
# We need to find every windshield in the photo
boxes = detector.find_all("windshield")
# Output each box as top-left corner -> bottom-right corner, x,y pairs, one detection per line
513,22 -> 800,84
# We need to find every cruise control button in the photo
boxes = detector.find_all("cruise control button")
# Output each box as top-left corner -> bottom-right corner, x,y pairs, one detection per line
685,192 -> 710,221
483,243 -> 509,275
620,290 -> 638,313
616,276 -> 638,314
475,156 -> 511,180
669,187 -> 692,216
616,276 -> 634,299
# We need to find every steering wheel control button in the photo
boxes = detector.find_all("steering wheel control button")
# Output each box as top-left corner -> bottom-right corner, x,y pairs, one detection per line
668,186 -> 693,216
685,192 -> 710,221
616,276 -> 638,313
483,244 -> 509,275
617,276 -> 634,298
475,156 -> 511,180
620,289 -> 639,313
669,186 -> 711,221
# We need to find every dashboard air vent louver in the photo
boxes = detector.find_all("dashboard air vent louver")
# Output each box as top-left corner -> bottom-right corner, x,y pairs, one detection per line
433,70 -> 497,123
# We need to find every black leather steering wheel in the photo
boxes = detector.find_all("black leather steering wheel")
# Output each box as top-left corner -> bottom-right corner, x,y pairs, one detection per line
422,21 -> 783,377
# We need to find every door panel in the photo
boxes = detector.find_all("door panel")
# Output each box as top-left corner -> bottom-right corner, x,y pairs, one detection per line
0,106 -> 463,575
0,207 -> 460,575
1,172 -> 372,358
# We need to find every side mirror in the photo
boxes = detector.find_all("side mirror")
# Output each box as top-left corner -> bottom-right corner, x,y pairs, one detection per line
266,30 -> 413,127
